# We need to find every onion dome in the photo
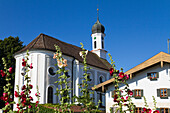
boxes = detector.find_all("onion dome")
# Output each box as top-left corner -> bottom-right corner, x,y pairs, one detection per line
92,19 -> 105,34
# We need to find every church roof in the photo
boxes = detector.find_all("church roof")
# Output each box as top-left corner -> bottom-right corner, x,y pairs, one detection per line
15,33 -> 111,70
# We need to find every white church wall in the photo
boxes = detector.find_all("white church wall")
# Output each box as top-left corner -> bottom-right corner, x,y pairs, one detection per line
105,63 -> 170,113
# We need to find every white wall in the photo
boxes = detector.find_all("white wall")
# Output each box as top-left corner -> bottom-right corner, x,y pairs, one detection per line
106,63 -> 170,113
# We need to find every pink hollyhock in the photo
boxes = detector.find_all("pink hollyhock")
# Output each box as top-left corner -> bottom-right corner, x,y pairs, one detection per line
22,59 -> 26,67
36,101 -> 39,104
126,96 -> 129,100
143,107 -> 147,111
0,70 -> 6,77
29,84 -> 33,89
21,91 -> 25,95
5,102 -> 9,106
29,96 -> 33,101
125,74 -> 129,80
3,93 -> 8,97
128,90 -> 133,96
8,67 -> 13,74
30,63 -> 33,69
153,110 -> 160,113
146,109 -> 152,113
109,68 -> 114,76
118,72 -> 125,79
35,93 -> 40,97
28,105 -> 32,108
14,91 -> 19,97
22,85 -> 26,90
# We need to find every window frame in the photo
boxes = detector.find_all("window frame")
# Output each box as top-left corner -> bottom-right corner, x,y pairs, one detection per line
134,89 -> 141,97
147,72 -> 158,80
160,108 -> 169,113
160,88 -> 168,97
135,107 -> 142,113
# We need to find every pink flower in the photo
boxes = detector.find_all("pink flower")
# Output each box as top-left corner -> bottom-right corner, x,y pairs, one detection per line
14,91 -> 19,97
29,96 -> 33,101
29,84 -> 33,89
36,101 -> 39,104
125,74 -> 129,80
153,110 -> 160,113
3,93 -> 8,97
5,102 -> 9,106
22,85 -> 26,90
0,70 -> 6,77
118,72 -> 125,79
109,68 -> 114,76
126,96 -> 129,100
28,105 -> 32,108
30,63 -> 33,69
128,90 -> 133,96
22,59 -> 26,67
8,67 -> 13,74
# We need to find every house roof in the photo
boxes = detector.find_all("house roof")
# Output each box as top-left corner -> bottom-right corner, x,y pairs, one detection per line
92,52 -> 170,92
15,33 -> 111,71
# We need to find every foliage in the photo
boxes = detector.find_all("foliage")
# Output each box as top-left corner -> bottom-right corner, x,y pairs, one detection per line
0,36 -> 25,108
76,43 -> 100,113
53,45 -> 72,113
0,58 -> 15,112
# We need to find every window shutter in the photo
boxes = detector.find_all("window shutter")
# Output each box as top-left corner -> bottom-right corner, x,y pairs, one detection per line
156,108 -> 160,112
147,73 -> 150,79
156,72 -> 159,78
112,91 -> 115,98
132,90 -> 135,97
157,89 -> 160,97
167,89 -> 170,97
141,89 -> 143,97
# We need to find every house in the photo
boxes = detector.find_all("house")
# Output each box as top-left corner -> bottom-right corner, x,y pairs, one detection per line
13,17 -> 111,111
92,52 -> 170,113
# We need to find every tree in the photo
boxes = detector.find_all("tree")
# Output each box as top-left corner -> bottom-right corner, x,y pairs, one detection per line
0,36 -> 25,108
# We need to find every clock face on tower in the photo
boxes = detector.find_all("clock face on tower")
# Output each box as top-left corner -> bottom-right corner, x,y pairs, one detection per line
94,37 -> 96,40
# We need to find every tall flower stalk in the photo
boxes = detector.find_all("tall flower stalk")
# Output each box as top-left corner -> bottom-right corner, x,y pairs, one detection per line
77,43 -> 100,113
53,45 -> 72,113
109,53 -> 135,113
14,50 -> 34,113
0,58 -> 14,112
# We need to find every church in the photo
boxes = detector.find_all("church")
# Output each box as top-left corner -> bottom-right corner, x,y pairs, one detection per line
13,15 -> 111,110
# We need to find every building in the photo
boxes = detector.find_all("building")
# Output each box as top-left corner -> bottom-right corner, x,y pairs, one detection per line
13,17 -> 111,111
93,52 -> 170,113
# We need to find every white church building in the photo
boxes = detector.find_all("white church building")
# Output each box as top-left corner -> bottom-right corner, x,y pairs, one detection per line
13,17 -> 111,111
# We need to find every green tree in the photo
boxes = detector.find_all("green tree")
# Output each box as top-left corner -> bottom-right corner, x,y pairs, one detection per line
0,36 -> 25,108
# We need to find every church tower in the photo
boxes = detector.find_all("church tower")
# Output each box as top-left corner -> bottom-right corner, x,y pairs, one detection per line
91,9 -> 107,59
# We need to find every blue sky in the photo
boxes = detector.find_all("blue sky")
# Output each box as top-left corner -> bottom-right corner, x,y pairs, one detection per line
0,0 -> 170,71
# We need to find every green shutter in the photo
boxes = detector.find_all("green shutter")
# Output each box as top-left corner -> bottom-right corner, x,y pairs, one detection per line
132,90 -> 135,97
112,91 -> 114,98
167,89 -> 170,97
157,89 -> 160,97
156,108 -> 160,112
156,72 -> 159,78
147,73 -> 150,79
141,89 -> 143,97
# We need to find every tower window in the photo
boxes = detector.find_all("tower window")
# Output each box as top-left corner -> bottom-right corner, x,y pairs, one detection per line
94,41 -> 97,49
102,41 -> 104,49
47,86 -> 53,103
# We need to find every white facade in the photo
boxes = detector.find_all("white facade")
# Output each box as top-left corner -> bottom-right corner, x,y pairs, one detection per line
105,63 -> 170,113
13,49 -> 110,111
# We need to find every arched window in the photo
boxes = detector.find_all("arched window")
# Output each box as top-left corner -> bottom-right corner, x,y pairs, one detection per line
102,41 -> 104,49
47,86 -> 53,103
94,41 -> 97,49
99,76 -> 104,83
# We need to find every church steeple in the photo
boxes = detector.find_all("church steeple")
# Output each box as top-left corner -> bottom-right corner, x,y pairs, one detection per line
91,8 -> 107,59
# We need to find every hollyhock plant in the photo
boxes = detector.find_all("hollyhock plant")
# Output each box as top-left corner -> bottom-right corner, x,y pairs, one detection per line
8,67 -> 13,74
0,70 -> 6,77
109,68 -> 114,76
153,110 -> 160,113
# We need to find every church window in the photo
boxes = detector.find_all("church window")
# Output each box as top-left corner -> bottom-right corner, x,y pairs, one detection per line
102,40 -> 104,49
99,93 -> 105,107
87,72 -> 92,81
99,76 -> 104,83
47,86 -> 53,103
135,107 -> 142,113
94,41 -> 97,49
160,88 -> 167,97
48,67 -> 55,76
160,108 -> 169,113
